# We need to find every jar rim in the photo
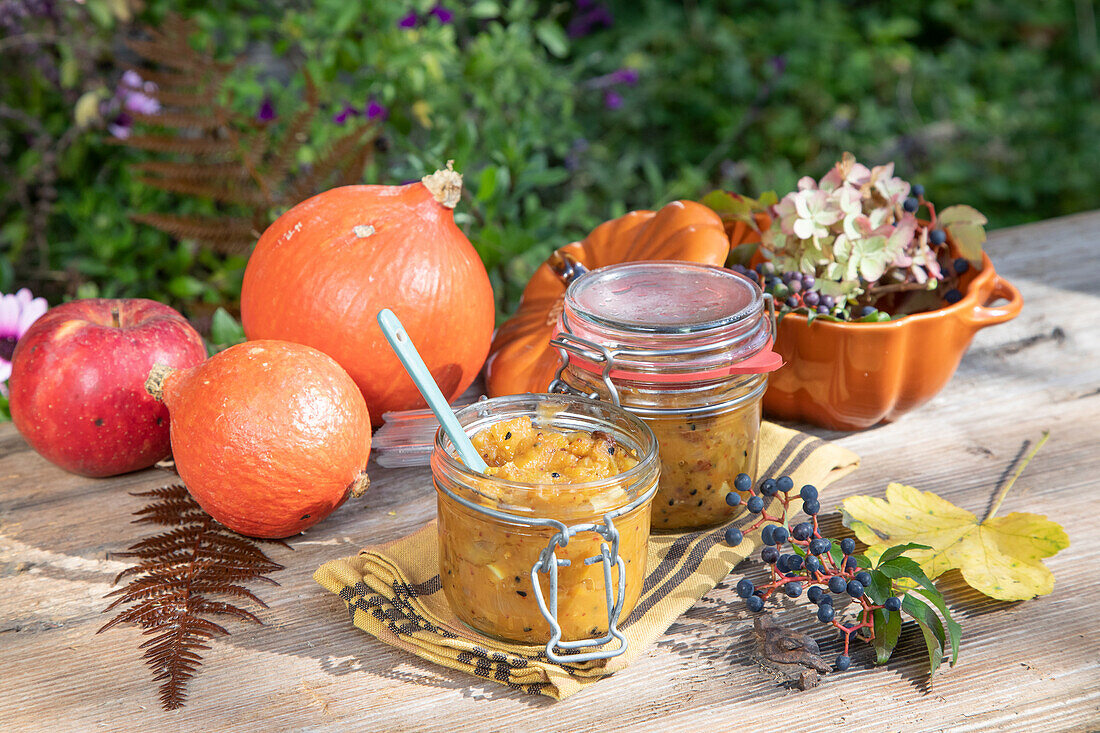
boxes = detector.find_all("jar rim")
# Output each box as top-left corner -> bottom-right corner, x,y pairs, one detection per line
432,393 -> 660,501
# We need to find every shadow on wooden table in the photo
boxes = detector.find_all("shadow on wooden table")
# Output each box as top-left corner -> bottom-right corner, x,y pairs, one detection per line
216,584 -> 558,707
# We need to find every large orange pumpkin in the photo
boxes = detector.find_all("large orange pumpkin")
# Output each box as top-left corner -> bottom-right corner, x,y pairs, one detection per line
485,200 -> 730,397
240,163 -> 495,423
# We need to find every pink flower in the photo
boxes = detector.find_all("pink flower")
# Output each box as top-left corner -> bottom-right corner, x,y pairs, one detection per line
788,189 -> 841,240
870,162 -> 911,205
119,70 -> 160,116
820,159 -> 870,191
106,71 -> 159,139
0,288 -> 48,393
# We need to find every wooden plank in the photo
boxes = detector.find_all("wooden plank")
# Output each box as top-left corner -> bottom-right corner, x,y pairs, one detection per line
2,212 -> 1099,732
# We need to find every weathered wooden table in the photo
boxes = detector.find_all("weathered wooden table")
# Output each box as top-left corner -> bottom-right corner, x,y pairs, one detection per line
3,213 -> 1098,732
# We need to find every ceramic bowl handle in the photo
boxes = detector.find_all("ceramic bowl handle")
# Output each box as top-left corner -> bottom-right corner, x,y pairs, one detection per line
967,275 -> 1023,328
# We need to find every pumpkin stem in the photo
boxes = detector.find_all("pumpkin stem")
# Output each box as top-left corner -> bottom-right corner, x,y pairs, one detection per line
348,470 -> 371,499
145,363 -> 176,402
421,160 -> 463,209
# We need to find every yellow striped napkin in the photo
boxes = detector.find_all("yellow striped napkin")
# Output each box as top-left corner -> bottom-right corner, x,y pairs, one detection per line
314,422 -> 858,699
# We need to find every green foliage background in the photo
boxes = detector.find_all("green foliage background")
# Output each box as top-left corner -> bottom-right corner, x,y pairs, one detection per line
2,0 -> 1097,321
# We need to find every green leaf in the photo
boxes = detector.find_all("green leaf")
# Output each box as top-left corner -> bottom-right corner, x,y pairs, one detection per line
535,20 -> 569,58
910,587 -> 961,665
901,594 -> 946,675
872,607 -> 902,664
701,190 -> 754,222
874,543 -> 933,566
864,568 -> 890,604
469,1 -> 501,18
938,205 -> 987,265
937,204 -> 988,227
166,276 -> 206,299
757,190 -> 779,207
477,166 -> 498,202
881,557 -> 960,664
944,222 -> 986,264
210,307 -> 245,348
879,556 -> 937,588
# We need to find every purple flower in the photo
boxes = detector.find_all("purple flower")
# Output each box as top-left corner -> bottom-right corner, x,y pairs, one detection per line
257,97 -> 276,122
565,138 -> 589,171
0,288 -> 48,392
604,90 -> 623,109
333,103 -> 361,125
105,70 -> 159,138
567,3 -> 613,38
769,55 -> 787,75
108,112 -> 133,139
398,10 -> 418,28
609,67 -> 639,85
118,70 -> 160,116
365,99 -> 388,121
428,5 -> 453,23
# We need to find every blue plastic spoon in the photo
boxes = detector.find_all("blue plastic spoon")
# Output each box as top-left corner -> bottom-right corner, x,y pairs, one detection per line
376,308 -> 488,473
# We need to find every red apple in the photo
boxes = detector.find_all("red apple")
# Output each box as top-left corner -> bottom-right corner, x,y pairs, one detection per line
9,298 -> 208,477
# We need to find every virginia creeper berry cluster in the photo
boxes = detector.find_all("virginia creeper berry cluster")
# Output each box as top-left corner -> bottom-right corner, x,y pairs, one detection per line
723,472 -> 903,672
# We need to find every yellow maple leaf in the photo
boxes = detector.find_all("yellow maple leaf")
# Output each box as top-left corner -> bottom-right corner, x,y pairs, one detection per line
842,482 -> 1069,601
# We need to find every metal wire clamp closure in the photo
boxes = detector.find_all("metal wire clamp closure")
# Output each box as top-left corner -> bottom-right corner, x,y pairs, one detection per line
435,479 -> 657,664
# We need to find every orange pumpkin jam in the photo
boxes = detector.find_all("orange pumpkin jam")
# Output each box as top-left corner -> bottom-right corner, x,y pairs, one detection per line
437,417 -> 651,644
471,417 -> 639,483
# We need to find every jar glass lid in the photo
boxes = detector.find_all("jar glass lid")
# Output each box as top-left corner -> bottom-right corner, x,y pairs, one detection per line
566,261 -> 760,334
556,261 -> 779,380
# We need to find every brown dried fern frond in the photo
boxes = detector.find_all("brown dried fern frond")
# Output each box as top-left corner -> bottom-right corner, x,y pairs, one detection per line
131,214 -> 259,251
120,13 -> 378,262
99,484 -> 287,711
132,160 -> 254,183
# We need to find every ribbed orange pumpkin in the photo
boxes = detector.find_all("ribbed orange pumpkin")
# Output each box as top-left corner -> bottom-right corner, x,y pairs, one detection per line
485,200 -> 730,397
240,163 -> 495,423
146,340 -> 372,538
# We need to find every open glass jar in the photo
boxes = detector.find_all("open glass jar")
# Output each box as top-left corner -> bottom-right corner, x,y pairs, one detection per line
432,393 -> 659,662
549,261 -> 782,531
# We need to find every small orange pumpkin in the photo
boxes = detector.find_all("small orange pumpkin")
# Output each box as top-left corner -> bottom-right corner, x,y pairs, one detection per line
485,200 -> 730,397
146,340 -> 372,538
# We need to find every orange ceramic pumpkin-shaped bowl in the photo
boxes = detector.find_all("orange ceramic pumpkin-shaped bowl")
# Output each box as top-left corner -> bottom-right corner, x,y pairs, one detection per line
763,253 -> 1022,430
724,212 -> 1023,430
